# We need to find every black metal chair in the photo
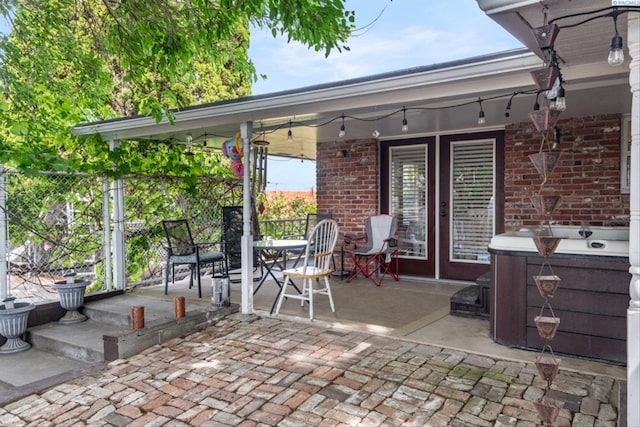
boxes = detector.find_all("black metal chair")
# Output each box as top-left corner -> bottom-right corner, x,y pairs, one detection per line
222,206 -> 262,283
162,219 -> 226,298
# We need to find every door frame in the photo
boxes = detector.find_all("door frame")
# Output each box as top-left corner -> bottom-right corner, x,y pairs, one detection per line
438,131 -> 505,281
380,131 -> 504,281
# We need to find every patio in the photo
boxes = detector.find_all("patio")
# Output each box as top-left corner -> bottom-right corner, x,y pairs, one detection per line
0,272 -> 627,425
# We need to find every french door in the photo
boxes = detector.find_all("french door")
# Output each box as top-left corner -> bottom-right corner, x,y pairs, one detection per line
381,131 -> 504,281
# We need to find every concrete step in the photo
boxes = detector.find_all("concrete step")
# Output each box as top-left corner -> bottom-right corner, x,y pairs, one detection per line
26,319 -> 112,363
24,292 -> 239,364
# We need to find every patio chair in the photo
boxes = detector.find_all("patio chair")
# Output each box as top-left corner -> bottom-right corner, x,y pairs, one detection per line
222,206 -> 263,283
274,219 -> 339,320
344,214 -> 399,286
162,219 -> 226,298
287,212 -> 333,266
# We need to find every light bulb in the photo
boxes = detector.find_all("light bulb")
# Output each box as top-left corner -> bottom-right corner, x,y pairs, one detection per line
607,33 -> 624,66
608,34 -> 624,66
287,129 -> 292,141
401,107 -> 408,132
372,129 -> 380,138
185,133 -> 193,154
553,87 -> 566,111
338,125 -> 346,138
477,111 -> 486,125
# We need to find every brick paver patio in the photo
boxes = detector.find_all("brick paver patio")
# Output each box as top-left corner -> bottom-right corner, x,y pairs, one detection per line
0,315 -> 622,426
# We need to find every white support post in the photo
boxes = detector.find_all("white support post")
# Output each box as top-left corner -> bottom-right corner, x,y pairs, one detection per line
0,165 -> 7,300
240,122 -> 254,314
102,176 -> 112,291
628,12 -> 640,427
109,139 -> 126,291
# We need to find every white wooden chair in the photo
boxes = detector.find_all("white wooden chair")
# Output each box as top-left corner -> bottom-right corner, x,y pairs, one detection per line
274,219 -> 339,320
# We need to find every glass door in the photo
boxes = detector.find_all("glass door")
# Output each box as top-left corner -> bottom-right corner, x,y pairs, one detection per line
439,132 -> 504,280
381,137 -> 436,276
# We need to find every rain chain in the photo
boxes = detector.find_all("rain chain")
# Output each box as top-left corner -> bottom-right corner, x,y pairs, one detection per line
527,21 -> 566,426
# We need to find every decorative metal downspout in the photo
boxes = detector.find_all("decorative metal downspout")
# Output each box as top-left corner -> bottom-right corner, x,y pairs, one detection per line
627,12 -> 640,427
240,122 -> 254,314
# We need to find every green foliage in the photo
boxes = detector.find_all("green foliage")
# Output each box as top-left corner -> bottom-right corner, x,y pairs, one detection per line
0,0 -> 354,181
259,191 -> 316,220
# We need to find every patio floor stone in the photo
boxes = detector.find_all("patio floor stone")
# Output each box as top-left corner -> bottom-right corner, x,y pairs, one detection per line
0,315 -> 624,426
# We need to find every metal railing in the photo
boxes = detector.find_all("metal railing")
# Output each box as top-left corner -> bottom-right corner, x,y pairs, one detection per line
258,218 -> 306,240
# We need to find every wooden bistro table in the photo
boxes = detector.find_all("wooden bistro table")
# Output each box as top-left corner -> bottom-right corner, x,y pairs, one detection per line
253,239 -> 307,314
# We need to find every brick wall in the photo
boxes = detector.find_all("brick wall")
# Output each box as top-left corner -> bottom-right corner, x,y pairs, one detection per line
316,138 -> 379,239
504,114 -> 629,231
316,113 -> 630,238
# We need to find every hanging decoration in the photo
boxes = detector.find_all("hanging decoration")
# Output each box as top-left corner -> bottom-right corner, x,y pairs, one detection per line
527,7 -> 565,426
221,132 -> 244,177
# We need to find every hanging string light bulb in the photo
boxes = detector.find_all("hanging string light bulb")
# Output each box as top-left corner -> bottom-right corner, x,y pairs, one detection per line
401,107 -> 409,132
338,114 -> 346,138
608,12 -> 624,66
477,99 -> 486,125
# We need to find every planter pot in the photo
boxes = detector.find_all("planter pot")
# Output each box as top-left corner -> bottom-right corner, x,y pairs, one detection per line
0,302 -> 35,354
53,280 -> 90,324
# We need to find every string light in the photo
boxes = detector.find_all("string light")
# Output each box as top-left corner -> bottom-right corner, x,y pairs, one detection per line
185,133 -> 194,155
505,93 -> 516,117
544,7 -> 640,68
608,13 -> 624,66
477,99 -> 486,125
157,89 -> 541,146
553,85 -> 566,111
401,107 -> 409,132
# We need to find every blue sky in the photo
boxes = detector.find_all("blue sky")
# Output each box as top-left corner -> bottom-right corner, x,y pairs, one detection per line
250,0 -> 523,191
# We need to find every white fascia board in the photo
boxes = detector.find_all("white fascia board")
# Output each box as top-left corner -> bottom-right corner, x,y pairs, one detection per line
72,52 -> 541,141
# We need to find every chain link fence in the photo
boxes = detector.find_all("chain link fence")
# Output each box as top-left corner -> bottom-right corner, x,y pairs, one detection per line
2,169 -> 243,303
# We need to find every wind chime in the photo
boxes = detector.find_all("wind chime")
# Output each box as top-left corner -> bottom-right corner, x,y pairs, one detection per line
528,17 -> 565,426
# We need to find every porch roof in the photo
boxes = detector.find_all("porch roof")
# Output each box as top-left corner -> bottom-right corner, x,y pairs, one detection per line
72,1 -> 631,160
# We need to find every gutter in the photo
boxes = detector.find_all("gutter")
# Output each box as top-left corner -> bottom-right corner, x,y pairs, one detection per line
72,49 -> 539,140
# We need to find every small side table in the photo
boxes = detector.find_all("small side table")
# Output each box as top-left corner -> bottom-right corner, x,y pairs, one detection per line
332,244 -> 349,280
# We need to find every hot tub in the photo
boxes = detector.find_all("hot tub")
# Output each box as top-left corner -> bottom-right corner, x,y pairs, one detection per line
488,225 -> 630,364
488,225 -> 629,257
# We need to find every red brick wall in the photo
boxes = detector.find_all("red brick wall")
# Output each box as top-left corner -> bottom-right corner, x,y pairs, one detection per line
316,139 -> 378,239
316,114 -> 630,239
504,114 -> 629,231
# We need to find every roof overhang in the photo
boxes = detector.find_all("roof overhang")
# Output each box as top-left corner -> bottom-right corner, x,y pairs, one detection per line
73,1 -> 633,161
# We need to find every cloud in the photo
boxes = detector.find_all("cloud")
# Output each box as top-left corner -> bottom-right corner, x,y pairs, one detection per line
249,0 -> 522,94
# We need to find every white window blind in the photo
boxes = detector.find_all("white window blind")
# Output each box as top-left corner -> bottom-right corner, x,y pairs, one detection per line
390,146 -> 427,259
450,140 -> 494,263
